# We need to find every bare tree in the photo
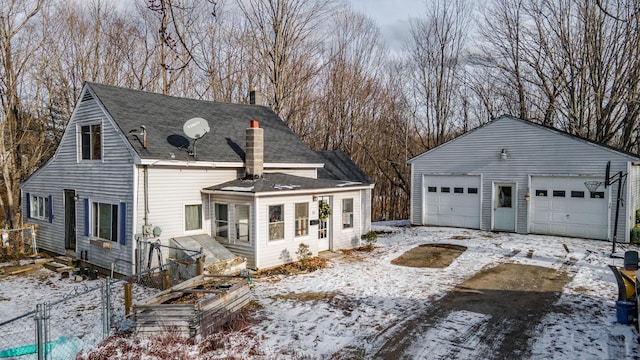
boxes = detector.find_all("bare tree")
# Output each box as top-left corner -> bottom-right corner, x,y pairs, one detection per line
237,0 -> 340,126
408,0 -> 471,149
0,0 -> 45,228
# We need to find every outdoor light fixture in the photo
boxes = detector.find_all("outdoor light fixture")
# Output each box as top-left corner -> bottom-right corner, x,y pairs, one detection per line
500,149 -> 508,160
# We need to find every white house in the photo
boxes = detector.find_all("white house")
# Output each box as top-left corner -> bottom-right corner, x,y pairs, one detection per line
408,115 -> 640,243
20,83 -> 374,275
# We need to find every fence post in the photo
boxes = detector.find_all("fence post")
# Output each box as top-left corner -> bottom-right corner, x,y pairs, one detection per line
162,269 -> 170,290
35,303 -> 44,360
35,303 -> 50,360
124,282 -> 132,316
102,278 -> 112,339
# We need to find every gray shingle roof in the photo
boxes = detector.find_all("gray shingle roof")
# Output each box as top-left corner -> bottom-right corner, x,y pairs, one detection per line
316,151 -> 373,184
86,82 -> 323,164
203,173 -> 367,193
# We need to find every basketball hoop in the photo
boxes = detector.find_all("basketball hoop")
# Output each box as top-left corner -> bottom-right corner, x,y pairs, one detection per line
584,180 -> 603,194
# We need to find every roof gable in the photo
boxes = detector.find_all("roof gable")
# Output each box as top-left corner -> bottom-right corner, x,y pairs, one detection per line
85,82 -> 323,165
408,115 -> 640,163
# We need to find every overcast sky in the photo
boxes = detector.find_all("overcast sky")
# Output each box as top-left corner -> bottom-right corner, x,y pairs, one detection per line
349,0 -> 425,51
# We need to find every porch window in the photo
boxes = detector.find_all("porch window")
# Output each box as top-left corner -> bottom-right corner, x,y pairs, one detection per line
30,195 -> 49,220
214,203 -> 227,237
342,199 -> 353,229
295,203 -> 309,237
235,204 -> 250,242
92,202 -> 118,242
81,124 -> 102,160
185,204 -> 203,231
269,205 -> 284,240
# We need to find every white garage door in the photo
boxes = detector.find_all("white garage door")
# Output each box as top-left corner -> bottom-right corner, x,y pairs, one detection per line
530,176 -> 608,240
424,175 -> 481,229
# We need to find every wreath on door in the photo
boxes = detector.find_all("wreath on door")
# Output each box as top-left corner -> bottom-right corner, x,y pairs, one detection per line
319,200 -> 331,220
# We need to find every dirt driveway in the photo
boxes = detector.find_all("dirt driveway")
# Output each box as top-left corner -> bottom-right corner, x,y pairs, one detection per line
372,246 -> 573,359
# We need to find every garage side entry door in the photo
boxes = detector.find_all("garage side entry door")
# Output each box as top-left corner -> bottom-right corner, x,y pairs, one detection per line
423,175 -> 481,229
530,176 -> 608,240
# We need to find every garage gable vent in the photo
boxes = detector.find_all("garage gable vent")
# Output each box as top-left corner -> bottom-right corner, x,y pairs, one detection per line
81,91 -> 93,102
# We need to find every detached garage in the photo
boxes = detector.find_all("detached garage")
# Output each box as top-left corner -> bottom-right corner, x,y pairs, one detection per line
408,115 -> 640,243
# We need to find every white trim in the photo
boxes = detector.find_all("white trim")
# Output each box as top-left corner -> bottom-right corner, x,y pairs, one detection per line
137,159 -> 324,169
202,184 -> 373,197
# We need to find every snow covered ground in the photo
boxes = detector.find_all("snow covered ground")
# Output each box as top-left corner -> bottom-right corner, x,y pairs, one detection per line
1,221 -> 640,359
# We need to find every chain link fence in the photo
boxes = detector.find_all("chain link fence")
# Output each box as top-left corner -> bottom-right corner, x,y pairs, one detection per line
0,248 -> 204,360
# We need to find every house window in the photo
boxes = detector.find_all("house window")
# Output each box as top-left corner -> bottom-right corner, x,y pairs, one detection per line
269,205 -> 284,240
186,204 -> 203,231
81,124 -> 102,160
235,204 -> 250,242
212,203 -> 227,236
467,188 -> 478,194
342,198 -> 353,229
427,186 -> 437,193
536,190 -> 547,197
454,187 -> 464,194
92,202 -> 118,242
30,195 -> 49,220
553,190 -> 566,197
571,191 -> 585,198
295,203 -> 309,237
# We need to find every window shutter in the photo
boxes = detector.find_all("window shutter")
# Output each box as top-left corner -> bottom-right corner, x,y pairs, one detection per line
26,193 -> 31,218
48,195 -> 53,223
119,202 -> 127,245
84,198 -> 90,236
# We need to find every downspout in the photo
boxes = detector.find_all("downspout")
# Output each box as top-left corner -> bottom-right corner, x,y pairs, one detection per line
144,165 -> 149,227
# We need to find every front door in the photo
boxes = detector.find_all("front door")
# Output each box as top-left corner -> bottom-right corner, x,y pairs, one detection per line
318,196 -> 331,251
493,183 -> 516,231
64,189 -> 77,251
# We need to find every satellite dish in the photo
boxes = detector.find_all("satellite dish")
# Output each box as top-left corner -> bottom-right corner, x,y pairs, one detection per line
183,117 -> 210,139
183,117 -> 210,159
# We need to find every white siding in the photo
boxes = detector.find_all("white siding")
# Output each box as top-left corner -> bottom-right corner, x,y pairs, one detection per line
135,166 -> 239,262
410,117 -> 638,242
330,190 -> 363,251
255,194 -> 318,269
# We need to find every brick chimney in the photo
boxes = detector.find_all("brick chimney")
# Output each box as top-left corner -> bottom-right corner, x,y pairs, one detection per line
245,120 -> 263,178
249,89 -> 262,105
